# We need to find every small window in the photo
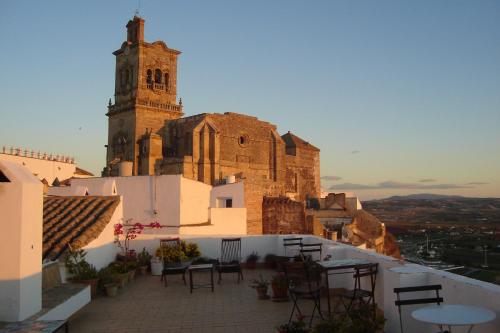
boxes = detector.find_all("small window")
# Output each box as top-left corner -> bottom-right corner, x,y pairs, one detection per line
217,197 -> 233,208
146,69 -> 152,84
164,73 -> 169,90
154,69 -> 162,83
238,134 -> 248,147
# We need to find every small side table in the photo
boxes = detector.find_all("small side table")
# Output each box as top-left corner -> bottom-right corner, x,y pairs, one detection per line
188,264 -> 214,293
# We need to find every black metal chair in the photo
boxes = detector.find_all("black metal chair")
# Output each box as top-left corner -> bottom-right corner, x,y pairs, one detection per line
216,238 -> 243,284
283,261 -> 324,327
283,237 -> 303,259
394,284 -> 445,333
299,243 -> 323,262
160,238 -> 190,287
338,263 -> 379,319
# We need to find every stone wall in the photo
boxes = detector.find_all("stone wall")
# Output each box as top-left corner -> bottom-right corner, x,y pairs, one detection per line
262,197 -> 306,234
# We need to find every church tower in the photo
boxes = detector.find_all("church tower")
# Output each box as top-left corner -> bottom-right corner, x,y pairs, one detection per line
105,16 -> 182,176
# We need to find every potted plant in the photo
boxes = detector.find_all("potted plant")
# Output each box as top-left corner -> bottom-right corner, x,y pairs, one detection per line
137,247 -> 152,275
312,304 -> 385,333
277,315 -> 307,333
98,267 -> 119,297
64,247 -> 99,298
108,261 -> 129,287
250,274 -> 270,300
245,252 -> 260,269
126,260 -> 138,281
271,272 -> 289,301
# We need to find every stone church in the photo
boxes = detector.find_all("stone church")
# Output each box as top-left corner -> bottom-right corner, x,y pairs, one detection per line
104,16 -> 320,233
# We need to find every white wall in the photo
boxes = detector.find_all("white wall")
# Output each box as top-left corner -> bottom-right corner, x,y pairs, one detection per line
69,175 -> 247,236
47,185 -> 88,196
0,153 -> 76,184
71,178 -> 117,196
180,177 -> 211,225
0,161 -> 43,322
210,182 -> 245,208
82,198 -> 123,270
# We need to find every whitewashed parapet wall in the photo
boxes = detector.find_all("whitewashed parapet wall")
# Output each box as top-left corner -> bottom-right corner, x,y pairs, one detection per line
0,150 -> 76,184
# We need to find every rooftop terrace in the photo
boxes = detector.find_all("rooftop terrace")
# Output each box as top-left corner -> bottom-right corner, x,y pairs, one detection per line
70,234 -> 500,333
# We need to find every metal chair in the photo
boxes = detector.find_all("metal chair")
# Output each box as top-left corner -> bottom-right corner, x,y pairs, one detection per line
339,263 -> 379,319
160,238 -> 190,287
283,237 -> 303,259
283,260 -> 324,327
394,284 -> 445,333
216,238 -> 243,283
299,243 -> 323,262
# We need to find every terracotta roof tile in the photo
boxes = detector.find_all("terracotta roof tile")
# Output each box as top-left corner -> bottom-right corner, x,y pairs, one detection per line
43,196 -> 120,261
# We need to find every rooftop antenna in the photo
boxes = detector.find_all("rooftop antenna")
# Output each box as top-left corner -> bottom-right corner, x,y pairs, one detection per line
134,0 -> 141,17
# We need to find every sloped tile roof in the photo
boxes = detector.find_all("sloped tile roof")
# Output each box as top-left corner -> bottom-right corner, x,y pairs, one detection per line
281,131 -> 320,151
43,196 -> 120,261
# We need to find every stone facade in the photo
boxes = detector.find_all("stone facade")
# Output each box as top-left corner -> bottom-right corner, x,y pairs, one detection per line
262,197 -> 307,234
104,17 -> 321,234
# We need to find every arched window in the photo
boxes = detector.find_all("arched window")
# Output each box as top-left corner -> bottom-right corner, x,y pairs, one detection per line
154,69 -> 162,84
164,73 -> 169,90
146,69 -> 152,84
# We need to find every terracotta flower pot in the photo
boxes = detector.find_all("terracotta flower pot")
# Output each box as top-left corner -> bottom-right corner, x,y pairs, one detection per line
246,261 -> 257,269
128,269 -> 136,282
271,283 -> 289,300
114,273 -> 128,288
256,286 -> 269,300
104,283 -> 118,297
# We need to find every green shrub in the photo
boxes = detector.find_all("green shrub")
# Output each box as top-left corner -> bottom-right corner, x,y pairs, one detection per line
64,248 -> 98,280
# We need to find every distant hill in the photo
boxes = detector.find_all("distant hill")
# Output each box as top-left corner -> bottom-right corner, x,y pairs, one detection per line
376,193 -> 466,201
362,194 -> 500,225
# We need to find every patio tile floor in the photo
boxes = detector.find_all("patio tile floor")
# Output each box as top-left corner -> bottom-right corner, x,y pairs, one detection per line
68,269 -> 318,333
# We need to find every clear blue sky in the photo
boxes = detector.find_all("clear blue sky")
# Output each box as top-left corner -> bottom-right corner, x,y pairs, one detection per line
1,0 -> 499,199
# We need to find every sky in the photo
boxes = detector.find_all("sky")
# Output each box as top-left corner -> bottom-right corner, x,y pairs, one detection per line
0,0 -> 499,200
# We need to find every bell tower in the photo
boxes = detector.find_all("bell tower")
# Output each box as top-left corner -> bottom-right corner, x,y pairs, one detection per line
105,16 -> 183,176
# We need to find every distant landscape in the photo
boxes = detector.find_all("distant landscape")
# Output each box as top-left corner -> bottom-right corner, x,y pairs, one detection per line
363,194 -> 500,284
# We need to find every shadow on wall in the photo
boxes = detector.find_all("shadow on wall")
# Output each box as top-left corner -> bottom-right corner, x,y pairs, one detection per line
0,272 -> 42,322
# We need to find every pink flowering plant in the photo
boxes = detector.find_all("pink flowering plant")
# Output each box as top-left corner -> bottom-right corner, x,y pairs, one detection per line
114,219 -> 162,258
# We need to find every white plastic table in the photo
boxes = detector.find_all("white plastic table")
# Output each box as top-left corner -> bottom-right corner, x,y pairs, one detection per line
411,304 -> 496,333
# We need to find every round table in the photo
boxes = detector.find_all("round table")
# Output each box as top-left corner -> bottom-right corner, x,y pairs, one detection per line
412,304 -> 496,333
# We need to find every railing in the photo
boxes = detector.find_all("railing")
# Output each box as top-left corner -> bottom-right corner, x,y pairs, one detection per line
0,146 -> 75,164
146,83 -> 167,91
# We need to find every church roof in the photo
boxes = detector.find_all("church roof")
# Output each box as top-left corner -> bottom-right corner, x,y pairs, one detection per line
43,196 -> 120,261
281,132 -> 320,151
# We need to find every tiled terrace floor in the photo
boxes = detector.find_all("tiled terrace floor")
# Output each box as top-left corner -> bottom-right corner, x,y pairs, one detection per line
69,269 -> 317,333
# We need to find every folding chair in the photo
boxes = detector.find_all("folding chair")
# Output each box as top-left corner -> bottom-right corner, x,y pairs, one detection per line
160,238 -> 190,287
283,261 -> 324,327
283,237 -> 303,259
299,243 -> 323,262
339,263 -> 378,319
394,284 -> 445,333
216,238 -> 243,283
